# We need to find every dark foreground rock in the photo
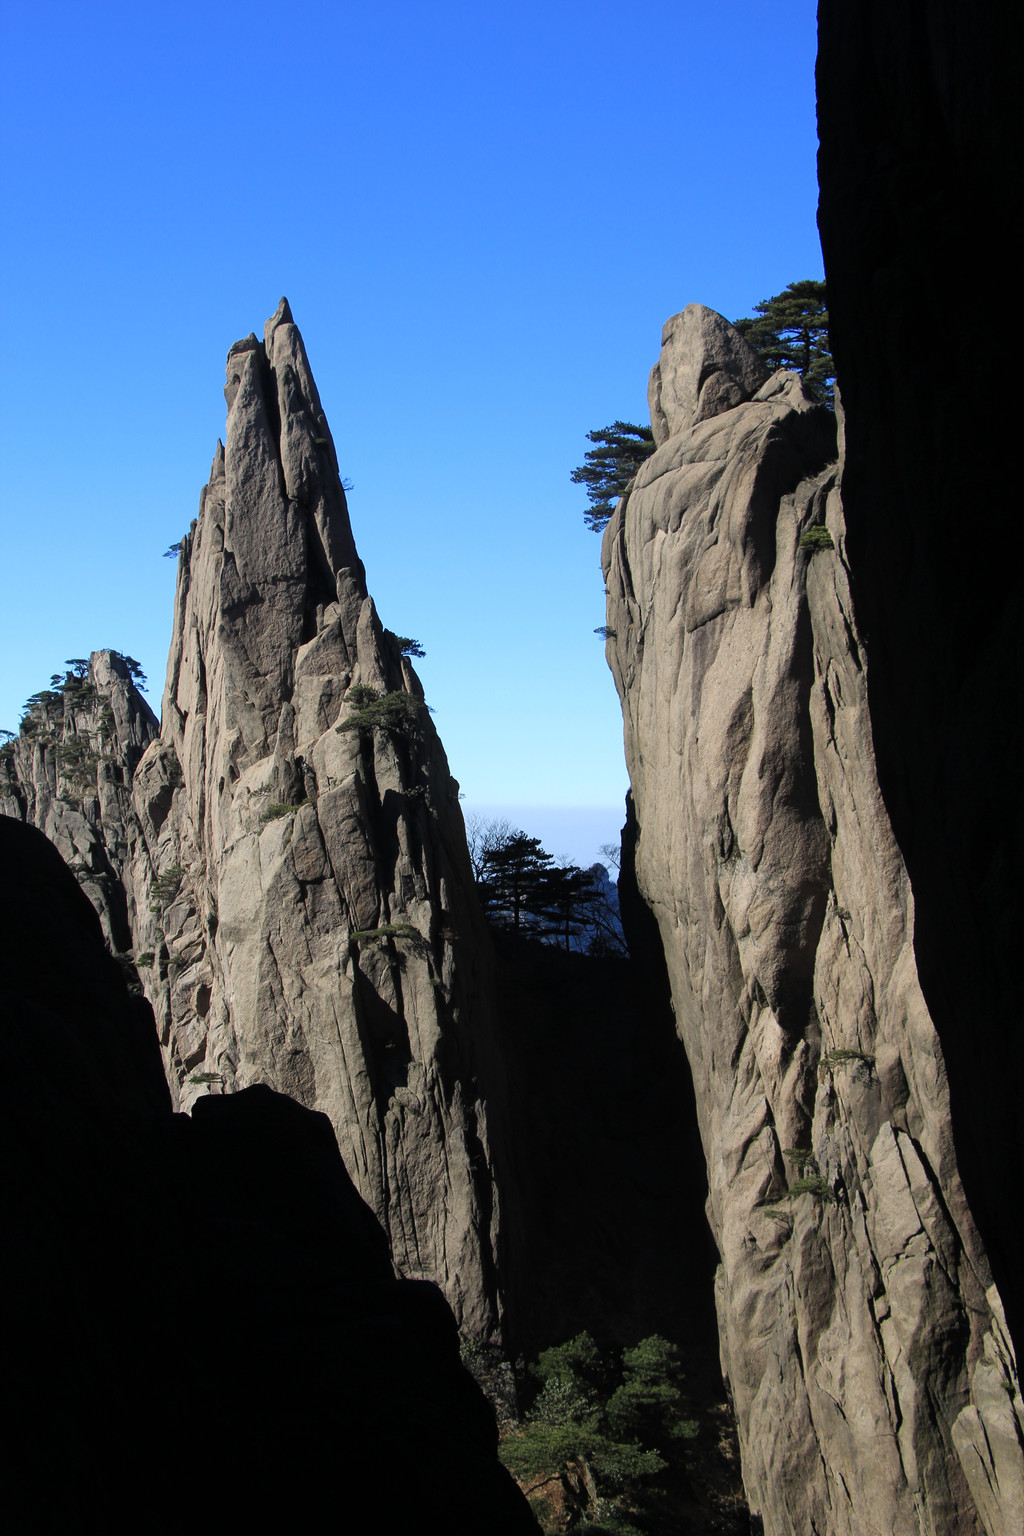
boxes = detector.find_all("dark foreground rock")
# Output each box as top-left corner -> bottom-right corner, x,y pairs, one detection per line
2,816 -> 538,1532
816,0 -> 1024,1364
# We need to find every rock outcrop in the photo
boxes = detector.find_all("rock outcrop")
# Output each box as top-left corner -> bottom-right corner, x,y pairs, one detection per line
0,652 -> 158,952
112,300 -> 508,1336
2,815 -> 538,1533
648,303 -> 769,444
602,307 -> 1023,1534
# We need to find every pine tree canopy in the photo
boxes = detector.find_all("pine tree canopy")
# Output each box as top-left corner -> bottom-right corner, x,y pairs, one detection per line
477,833 -> 556,935
732,278 -> 834,405
570,421 -> 656,534
473,824 -> 624,953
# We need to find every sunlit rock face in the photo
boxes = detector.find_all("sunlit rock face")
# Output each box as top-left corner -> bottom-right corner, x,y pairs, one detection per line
602,307 -> 1023,1536
0,650 -> 158,953
129,300 -> 508,1337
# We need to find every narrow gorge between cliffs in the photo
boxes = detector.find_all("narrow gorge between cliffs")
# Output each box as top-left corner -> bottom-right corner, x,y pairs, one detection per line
4,8 -> 1022,1533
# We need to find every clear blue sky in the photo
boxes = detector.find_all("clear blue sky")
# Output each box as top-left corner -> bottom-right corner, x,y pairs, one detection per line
0,1 -> 821,867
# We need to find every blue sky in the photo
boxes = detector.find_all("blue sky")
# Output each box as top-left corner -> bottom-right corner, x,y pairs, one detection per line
0,1 -> 821,867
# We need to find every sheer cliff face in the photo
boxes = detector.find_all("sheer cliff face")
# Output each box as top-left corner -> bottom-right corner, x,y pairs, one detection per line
602,307 -> 1023,1536
0,652 -> 158,953
128,301 -> 504,1335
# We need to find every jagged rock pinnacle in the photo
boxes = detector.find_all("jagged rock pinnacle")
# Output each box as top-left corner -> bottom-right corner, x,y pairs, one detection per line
126,304 -> 509,1335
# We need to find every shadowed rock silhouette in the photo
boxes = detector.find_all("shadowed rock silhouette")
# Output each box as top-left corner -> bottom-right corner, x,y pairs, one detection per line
2,815 -> 537,1532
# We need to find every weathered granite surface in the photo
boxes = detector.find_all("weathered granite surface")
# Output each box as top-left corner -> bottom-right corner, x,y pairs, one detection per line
602,308 -> 1023,1535
648,303 -> 769,445
124,301 -> 508,1336
0,652 -> 158,953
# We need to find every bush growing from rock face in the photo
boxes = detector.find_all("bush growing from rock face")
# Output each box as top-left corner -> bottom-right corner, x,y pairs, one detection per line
732,279 -> 835,405
798,524 -> 834,552
384,631 -> 426,658
336,690 -> 425,740
350,922 -> 429,957
150,865 -> 184,908
260,800 -> 308,823
345,684 -> 380,709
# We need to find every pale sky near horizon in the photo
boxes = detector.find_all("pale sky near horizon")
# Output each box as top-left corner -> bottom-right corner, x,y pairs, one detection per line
0,1 -> 822,869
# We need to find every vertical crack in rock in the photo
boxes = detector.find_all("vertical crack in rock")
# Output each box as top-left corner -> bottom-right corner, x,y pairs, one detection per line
601,305 -> 1024,1534
122,300 -> 507,1337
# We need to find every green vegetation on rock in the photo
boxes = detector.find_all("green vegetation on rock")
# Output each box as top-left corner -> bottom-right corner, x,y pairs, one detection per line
571,422 -> 656,534
822,1047 -> 874,1068
150,865 -> 184,908
384,631 -> 426,658
499,1332 -> 699,1533
336,688 -> 426,740
260,799 -> 309,823
350,922 -> 430,957
733,279 -> 834,405
798,524 -> 834,552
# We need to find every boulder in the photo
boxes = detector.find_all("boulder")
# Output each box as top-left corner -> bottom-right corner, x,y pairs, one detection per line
648,303 -> 768,445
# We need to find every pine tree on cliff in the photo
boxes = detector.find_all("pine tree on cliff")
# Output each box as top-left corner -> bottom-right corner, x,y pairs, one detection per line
570,422 -> 656,534
573,283 -> 833,536
732,279 -> 834,404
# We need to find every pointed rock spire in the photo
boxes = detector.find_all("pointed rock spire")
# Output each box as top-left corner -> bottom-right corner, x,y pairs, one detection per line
129,304 -> 509,1335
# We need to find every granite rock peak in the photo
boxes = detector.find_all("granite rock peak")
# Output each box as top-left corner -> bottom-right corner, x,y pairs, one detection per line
55,303 -> 510,1337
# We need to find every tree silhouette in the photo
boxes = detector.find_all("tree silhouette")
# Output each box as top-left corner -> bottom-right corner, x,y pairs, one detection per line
733,279 -> 834,404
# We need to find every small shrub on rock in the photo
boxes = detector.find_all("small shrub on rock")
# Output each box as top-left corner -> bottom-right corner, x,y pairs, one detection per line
799,524 -> 834,552
260,799 -> 308,823
150,865 -> 184,908
337,690 -> 425,740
